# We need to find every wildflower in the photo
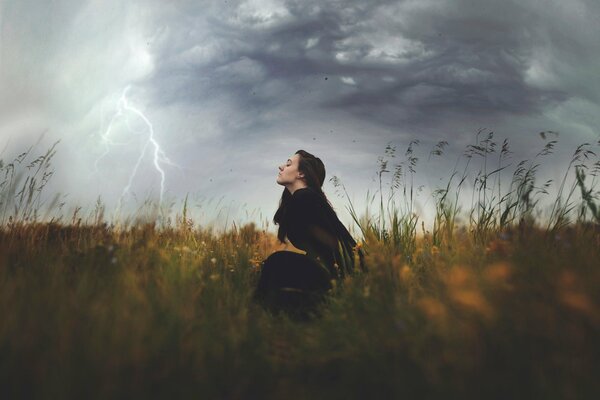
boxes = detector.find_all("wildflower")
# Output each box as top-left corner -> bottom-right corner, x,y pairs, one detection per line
250,256 -> 263,270
414,247 -> 423,258
353,242 -> 363,251
484,262 -> 512,284
450,289 -> 494,320
399,265 -> 411,282
557,271 -> 599,321
418,297 -> 447,320
210,257 -> 217,264
446,266 -> 472,287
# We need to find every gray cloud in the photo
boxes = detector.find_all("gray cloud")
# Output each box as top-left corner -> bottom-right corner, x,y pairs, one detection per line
1,0 -> 599,228
144,0 -> 597,126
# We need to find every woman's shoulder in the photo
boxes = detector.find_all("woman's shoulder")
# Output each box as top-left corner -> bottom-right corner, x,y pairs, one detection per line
289,187 -> 334,223
291,187 -> 323,207
293,186 -> 318,197
287,187 -> 323,216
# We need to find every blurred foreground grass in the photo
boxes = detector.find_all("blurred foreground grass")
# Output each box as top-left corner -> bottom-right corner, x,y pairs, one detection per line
2,133 -> 600,398
1,220 -> 598,399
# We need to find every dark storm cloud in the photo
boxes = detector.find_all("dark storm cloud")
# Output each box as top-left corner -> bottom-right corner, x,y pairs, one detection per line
142,0 -> 598,135
1,0 -> 599,227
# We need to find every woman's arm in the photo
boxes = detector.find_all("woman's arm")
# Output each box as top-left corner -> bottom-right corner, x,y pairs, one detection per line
278,237 -> 307,254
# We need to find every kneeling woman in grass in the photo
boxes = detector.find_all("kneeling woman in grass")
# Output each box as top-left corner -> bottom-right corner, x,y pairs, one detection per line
254,150 -> 366,318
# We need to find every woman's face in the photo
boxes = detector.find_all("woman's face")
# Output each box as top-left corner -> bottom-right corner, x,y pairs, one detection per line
276,154 -> 304,186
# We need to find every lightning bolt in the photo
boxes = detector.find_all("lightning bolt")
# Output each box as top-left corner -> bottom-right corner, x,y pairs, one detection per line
93,86 -> 177,211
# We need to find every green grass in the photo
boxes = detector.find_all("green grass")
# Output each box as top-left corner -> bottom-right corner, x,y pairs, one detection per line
1,135 -> 599,399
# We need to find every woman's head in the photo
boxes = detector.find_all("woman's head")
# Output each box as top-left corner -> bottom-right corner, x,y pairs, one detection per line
276,150 -> 326,193
274,150 -> 331,242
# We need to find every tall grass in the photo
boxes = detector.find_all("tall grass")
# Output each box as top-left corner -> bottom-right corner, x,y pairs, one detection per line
333,131 -> 600,256
332,140 -> 422,259
0,141 -> 61,225
0,136 -> 599,398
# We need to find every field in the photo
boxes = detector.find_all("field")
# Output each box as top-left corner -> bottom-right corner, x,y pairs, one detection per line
1,134 -> 599,399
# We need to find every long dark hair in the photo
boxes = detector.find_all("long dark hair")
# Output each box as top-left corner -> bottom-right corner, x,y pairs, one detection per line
273,150 -> 367,275
273,150 -> 332,243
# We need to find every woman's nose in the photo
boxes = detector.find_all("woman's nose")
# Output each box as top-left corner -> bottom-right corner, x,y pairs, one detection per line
278,165 -> 284,171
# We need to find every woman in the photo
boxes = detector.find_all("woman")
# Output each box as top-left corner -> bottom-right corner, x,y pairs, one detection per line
254,150 -> 366,318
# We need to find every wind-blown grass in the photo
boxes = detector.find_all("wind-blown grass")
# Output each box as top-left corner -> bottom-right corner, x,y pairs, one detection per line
0,135 -> 599,399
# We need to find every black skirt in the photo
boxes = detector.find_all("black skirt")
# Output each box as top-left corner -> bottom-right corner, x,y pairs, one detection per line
253,251 -> 333,319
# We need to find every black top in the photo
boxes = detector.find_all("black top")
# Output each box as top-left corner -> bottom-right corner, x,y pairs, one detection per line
282,187 -> 365,279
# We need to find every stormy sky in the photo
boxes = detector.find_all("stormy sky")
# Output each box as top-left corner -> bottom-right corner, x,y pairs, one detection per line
1,0 -> 599,231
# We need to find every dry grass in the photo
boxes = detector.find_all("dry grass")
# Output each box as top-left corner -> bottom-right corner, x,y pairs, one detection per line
0,220 -> 598,399
1,136 -> 600,398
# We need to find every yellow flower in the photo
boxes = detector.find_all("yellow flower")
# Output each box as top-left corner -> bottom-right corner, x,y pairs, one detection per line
399,265 -> 411,282
418,297 -> 447,321
450,289 -> 494,321
483,262 -> 512,284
